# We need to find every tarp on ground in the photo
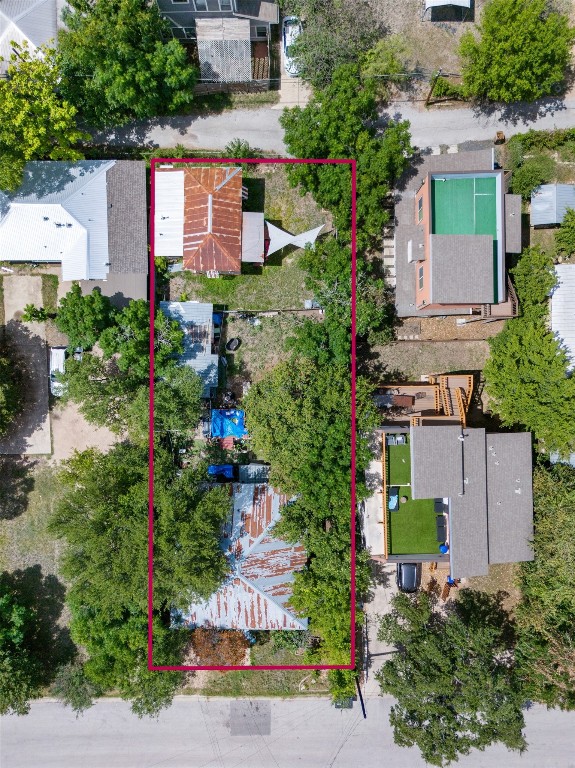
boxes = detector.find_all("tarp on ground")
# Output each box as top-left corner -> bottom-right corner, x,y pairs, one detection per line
208,464 -> 235,478
210,409 -> 248,439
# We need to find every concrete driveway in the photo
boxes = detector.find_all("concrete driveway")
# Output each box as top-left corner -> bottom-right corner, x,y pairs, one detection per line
0,276 -> 51,455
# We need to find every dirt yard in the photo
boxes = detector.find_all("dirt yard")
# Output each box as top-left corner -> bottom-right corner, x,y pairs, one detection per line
371,339 -> 491,381
49,401 -> 118,465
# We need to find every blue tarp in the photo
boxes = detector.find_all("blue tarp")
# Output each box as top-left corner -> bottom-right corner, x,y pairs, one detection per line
212,313 -> 223,326
208,464 -> 234,478
210,409 -> 248,439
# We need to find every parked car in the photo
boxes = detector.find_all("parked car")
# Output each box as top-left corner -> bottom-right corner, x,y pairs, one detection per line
282,16 -> 302,77
396,563 -> 420,593
73,346 -> 83,362
49,347 -> 67,396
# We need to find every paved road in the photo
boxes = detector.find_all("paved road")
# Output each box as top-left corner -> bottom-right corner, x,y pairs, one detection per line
2,696 -> 575,768
91,97 -> 575,155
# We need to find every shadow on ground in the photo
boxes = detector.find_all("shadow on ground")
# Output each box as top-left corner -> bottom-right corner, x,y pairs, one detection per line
0,456 -> 36,520
0,565 -> 75,684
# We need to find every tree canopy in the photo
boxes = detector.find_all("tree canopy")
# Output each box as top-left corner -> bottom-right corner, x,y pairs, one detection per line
58,0 -> 198,127
459,0 -> 575,102
484,247 -> 575,454
516,462 -> 575,709
0,44 -> 87,191
49,443 -> 230,715
280,63 -> 413,250
377,590 -> 527,766
555,207 -> 575,257
54,283 -> 116,350
0,579 -> 43,716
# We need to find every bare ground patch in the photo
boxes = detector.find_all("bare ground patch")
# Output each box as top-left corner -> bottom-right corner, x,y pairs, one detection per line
459,563 -> 522,616
49,401 -> 118,465
370,339 -> 491,380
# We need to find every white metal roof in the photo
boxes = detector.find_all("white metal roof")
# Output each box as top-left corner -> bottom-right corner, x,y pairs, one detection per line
154,170 -> 185,258
241,211 -> 264,263
0,0 -> 57,74
0,161 -> 114,281
531,184 -> 575,227
551,264 -> 575,371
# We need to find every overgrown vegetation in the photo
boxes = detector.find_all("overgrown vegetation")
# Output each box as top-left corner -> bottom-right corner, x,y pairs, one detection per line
555,207 -> 575,257
0,345 -> 23,437
484,246 -> 575,454
459,0 -> 575,103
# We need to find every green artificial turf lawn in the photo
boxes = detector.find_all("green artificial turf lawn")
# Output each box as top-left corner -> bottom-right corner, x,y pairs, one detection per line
388,489 -> 438,555
388,443 -> 411,485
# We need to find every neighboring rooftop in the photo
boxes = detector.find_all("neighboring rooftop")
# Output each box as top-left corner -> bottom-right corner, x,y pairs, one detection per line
551,264 -> 575,371
0,161 -> 148,288
0,0 -> 58,75
531,184 -> 575,227
177,484 -> 308,631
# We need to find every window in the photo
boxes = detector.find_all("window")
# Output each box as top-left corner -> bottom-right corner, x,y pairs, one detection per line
417,195 -> 423,223
255,25 -> 268,37
418,266 -> 424,291
171,0 -> 190,4
219,0 -> 232,9
183,27 -> 195,38
194,0 -> 207,9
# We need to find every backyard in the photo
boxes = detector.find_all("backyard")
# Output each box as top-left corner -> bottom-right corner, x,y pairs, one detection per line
386,441 -> 437,555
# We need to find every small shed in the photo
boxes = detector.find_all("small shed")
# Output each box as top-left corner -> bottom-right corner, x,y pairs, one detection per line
531,184 -> 575,227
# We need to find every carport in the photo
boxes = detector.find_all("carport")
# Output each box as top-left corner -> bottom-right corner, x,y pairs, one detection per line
423,0 -> 471,20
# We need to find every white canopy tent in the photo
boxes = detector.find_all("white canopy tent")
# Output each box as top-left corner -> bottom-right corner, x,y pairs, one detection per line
425,0 -> 470,7
265,222 -> 324,258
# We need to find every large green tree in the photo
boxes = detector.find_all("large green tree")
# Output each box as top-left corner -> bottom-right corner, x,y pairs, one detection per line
516,462 -> 575,709
0,580 -> 42,715
280,64 -> 413,249
484,246 -> 575,454
288,0 -> 382,89
55,283 -> 116,350
459,0 -> 575,102
377,590 -> 527,766
49,443 -> 230,715
58,0 -> 198,127
0,44 -> 87,191
99,300 -> 183,379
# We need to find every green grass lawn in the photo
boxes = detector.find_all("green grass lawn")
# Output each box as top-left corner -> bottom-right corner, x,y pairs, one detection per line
198,641 -> 329,697
388,444 -> 411,485
388,488 -> 438,555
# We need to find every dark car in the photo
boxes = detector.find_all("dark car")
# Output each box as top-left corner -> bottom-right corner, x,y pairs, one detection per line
396,563 -> 420,593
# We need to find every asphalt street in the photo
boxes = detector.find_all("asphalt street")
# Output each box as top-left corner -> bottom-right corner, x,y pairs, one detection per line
2,696 -> 575,768
90,97 -> 575,155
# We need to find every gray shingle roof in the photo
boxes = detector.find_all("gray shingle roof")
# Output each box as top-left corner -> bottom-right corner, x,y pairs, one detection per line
505,194 -> 522,253
410,425 -> 464,499
429,234 -> 494,304
486,433 -> 534,564
448,428 -> 489,578
106,160 -> 148,275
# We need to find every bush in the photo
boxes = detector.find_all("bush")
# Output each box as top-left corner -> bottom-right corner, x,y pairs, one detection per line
432,76 -> 464,100
555,208 -> 575,257
510,154 -> 556,199
190,627 -> 250,666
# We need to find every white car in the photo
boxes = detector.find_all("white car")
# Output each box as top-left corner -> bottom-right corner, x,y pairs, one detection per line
282,16 -> 302,77
49,347 -> 67,396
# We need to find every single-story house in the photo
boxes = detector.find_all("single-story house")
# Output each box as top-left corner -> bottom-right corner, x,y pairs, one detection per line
0,0 -> 59,76
551,264 -> 575,371
394,149 -> 522,319
159,301 -> 220,397
174,483 -> 308,630
531,184 -> 575,227
369,420 -> 534,579
0,160 -> 148,307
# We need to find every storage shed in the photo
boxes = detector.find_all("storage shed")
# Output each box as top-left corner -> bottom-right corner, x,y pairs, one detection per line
531,184 -> 575,227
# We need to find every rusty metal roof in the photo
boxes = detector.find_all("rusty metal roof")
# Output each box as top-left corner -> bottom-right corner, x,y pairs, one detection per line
180,484 -> 308,630
183,167 -> 243,274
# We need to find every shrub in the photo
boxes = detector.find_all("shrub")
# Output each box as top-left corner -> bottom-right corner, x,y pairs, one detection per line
510,154 -> 556,199
432,76 -> 464,100
51,662 -> 102,716
555,208 -> 575,256
190,627 -> 250,666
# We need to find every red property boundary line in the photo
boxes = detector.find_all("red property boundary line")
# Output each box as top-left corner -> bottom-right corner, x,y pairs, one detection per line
148,157 -> 357,671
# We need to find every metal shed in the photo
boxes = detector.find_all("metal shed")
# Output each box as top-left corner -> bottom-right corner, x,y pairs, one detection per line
551,264 -> 575,371
531,184 -> 575,227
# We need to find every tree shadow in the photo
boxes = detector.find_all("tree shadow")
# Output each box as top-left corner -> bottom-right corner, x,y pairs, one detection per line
471,95 -> 567,128
0,456 -> 36,520
0,321 -> 50,455
0,566 -> 76,685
